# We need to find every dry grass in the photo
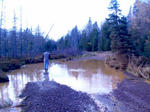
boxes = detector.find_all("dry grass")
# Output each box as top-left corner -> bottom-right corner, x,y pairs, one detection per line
105,53 -> 150,80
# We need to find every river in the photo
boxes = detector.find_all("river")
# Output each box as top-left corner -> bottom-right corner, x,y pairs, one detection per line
0,59 -> 126,111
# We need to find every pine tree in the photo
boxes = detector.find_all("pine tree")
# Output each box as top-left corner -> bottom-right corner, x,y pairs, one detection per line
91,22 -> 99,51
0,0 -> 4,57
79,31 -> 88,51
118,16 -> 133,54
129,0 -> 150,56
107,0 -> 133,54
99,21 -> 111,51
144,33 -> 150,57
10,10 -> 17,58
107,0 -> 121,52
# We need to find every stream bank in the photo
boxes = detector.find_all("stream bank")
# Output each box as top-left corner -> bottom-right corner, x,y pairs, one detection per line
0,50 -> 83,83
105,53 -> 150,80
0,51 -> 150,112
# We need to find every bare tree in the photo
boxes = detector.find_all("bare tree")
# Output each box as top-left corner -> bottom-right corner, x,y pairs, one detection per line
10,10 -> 17,58
0,0 -> 4,57
19,7 -> 23,57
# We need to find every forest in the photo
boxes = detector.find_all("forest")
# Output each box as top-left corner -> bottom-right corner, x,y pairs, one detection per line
0,0 -> 150,59
57,0 -> 150,58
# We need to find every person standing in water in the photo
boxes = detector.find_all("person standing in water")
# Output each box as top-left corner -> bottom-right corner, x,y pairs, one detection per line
43,51 -> 50,73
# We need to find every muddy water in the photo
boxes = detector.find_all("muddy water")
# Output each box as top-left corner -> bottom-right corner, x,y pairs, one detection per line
0,59 -> 125,111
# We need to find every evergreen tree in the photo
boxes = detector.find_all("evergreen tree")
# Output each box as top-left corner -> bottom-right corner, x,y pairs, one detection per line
79,31 -> 88,51
10,11 -> 17,58
106,0 -> 134,54
69,26 -> 80,49
91,22 -> 99,51
118,16 -> 133,54
144,33 -> 150,57
91,29 -> 99,51
85,17 -> 93,36
107,0 -> 121,52
98,21 -> 111,51
0,0 -> 4,57
128,0 -> 150,56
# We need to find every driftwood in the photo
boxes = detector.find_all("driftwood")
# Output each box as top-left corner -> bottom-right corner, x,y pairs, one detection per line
127,55 -> 150,79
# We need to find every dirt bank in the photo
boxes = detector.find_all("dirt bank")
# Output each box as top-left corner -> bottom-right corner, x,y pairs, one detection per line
105,53 -> 150,80
20,80 -> 100,112
0,56 -> 44,83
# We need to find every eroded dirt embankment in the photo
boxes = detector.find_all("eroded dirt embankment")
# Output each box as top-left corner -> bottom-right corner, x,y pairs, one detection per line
105,53 -> 150,80
0,56 -> 43,83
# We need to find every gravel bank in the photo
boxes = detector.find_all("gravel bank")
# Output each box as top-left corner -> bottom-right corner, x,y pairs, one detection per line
94,77 -> 150,112
20,80 -> 100,112
112,78 -> 150,112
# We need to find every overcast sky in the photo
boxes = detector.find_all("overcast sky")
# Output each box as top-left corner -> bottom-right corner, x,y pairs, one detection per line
0,0 -> 135,40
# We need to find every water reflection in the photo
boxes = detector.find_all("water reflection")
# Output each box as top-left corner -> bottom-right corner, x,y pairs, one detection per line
48,60 -> 125,94
0,63 -> 43,105
0,59 -> 126,106
43,72 -> 50,82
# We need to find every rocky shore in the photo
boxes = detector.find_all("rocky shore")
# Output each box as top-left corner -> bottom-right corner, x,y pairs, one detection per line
20,80 -> 100,112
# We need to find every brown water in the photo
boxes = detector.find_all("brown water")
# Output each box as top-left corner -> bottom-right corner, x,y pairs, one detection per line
0,59 -> 125,111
